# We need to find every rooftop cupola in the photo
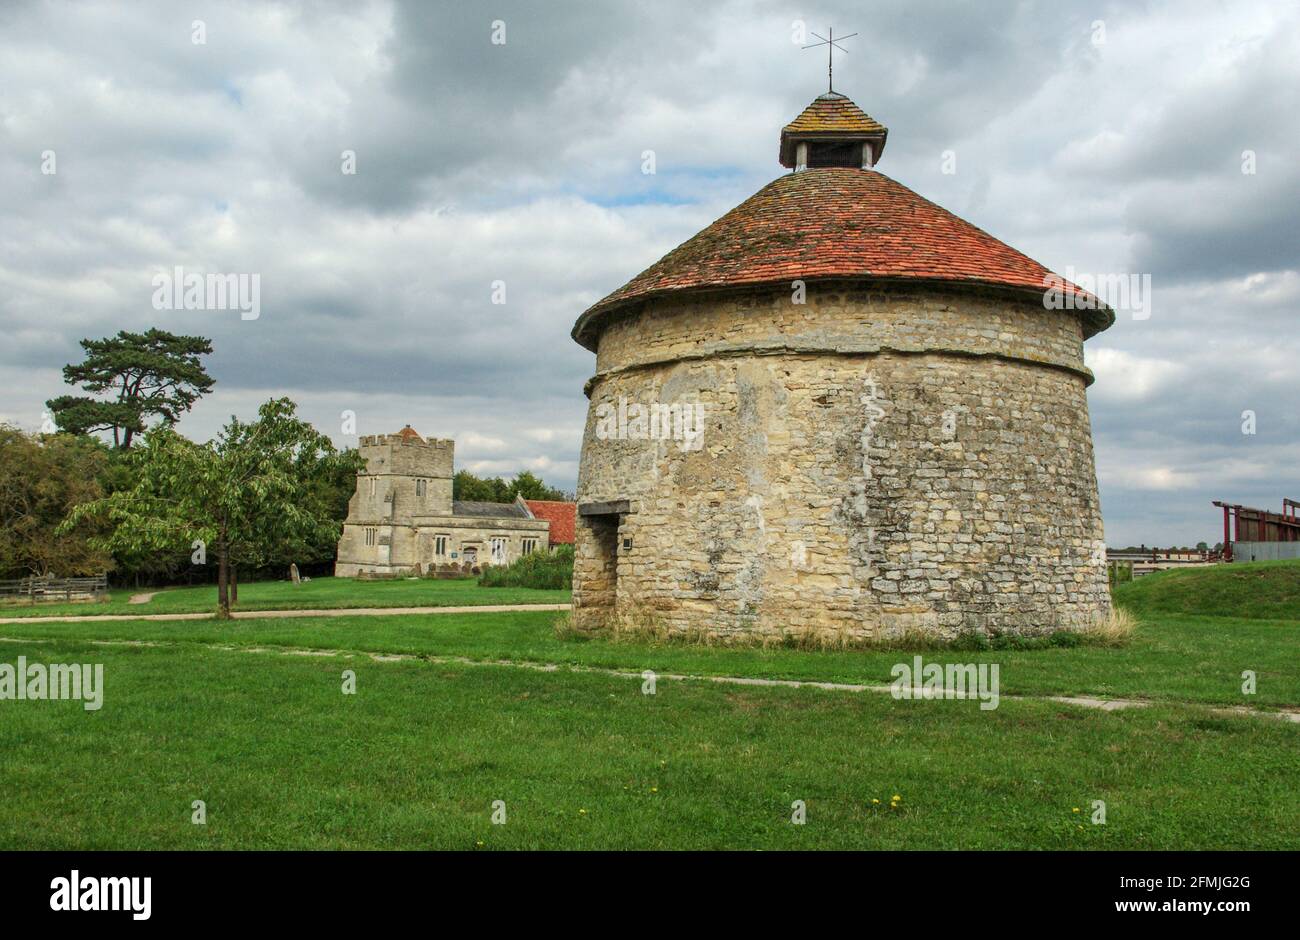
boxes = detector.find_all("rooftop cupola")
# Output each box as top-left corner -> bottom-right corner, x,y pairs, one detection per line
779,91 -> 888,171
782,27 -> 887,170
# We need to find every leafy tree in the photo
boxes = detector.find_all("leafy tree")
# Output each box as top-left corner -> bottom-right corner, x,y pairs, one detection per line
293,447 -> 363,566
62,398 -> 361,616
453,470 -> 511,503
0,426 -> 113,578
47,329 -> 215,448
509,470 -> 571,502
453,469 -> 572,503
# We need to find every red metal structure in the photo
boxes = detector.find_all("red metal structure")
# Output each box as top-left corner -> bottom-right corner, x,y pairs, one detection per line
1212,499 -> 1300,561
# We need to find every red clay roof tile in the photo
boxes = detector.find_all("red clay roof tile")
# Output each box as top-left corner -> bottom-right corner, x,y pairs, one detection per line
782,92 -> 887,135
572,167 -> 1110,350
524,499 -> 576,545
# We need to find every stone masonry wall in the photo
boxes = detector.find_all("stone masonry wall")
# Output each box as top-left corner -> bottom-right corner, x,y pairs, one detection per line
593,283 -> 1090,382
351,434 -> 456,518
573,284 -> 1110,641
336,515 -> 549,577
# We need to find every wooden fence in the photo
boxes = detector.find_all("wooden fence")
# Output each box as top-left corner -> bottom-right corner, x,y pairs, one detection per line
0,574 -> 109,605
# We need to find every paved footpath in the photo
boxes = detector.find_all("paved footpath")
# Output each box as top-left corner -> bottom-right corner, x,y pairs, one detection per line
0,603 -> 571,625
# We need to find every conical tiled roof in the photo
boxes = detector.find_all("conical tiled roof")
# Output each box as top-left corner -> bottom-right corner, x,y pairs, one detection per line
779,91 -> 888,167
572,167 -> 1111,350
783,91 -> 886,135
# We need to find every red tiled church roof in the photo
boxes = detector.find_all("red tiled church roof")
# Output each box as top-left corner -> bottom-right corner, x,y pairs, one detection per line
524,499 -> 576,545
397,425 -> 423,442
572,167 -> 1111,350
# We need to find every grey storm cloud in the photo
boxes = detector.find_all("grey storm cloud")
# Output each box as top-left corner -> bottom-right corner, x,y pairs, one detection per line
1,0 -> 1298,545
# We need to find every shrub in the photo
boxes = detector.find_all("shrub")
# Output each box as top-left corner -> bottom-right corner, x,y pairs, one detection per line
478,544 -> 574,590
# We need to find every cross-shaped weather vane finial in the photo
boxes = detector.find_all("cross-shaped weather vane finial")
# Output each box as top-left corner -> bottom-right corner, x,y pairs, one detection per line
802,26 -> 857,93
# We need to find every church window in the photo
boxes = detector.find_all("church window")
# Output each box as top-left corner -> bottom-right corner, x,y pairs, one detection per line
489,537 -> 508,564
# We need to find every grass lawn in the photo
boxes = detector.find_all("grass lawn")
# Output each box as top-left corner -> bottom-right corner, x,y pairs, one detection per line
1,562 -> 1295,849
0,575 -> 570,618
1114,559 -> 1300,621
3,607 -> 1296,709
1,639 -> 1295,850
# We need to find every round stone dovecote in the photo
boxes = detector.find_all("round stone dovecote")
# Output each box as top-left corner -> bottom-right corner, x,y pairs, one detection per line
570,95 -> 1113,643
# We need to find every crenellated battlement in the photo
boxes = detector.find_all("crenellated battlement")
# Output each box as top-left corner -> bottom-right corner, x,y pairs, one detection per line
358,427 -> 454,479
358,433 -> 455,449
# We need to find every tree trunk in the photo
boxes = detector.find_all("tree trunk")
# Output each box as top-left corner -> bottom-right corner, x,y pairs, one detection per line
230,565 -> 238,605
217,549 -> 230,619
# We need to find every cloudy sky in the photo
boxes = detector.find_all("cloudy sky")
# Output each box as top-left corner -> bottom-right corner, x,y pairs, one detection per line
1,0 -> 1297,547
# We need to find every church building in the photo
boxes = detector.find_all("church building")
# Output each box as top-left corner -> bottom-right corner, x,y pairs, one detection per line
335,427 -> 552,577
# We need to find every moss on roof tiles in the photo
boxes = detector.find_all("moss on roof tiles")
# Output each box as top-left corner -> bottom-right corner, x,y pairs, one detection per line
572,167 -> 1112,350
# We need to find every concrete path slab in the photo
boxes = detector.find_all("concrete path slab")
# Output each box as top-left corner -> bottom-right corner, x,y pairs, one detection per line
1046,695 -> 1147,712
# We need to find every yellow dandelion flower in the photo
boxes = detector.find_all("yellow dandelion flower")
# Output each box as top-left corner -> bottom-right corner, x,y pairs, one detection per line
871,798 -> 880,804
1072,807 -> 1080,813
650,787 -> 658,793
892,794 -> 901,801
